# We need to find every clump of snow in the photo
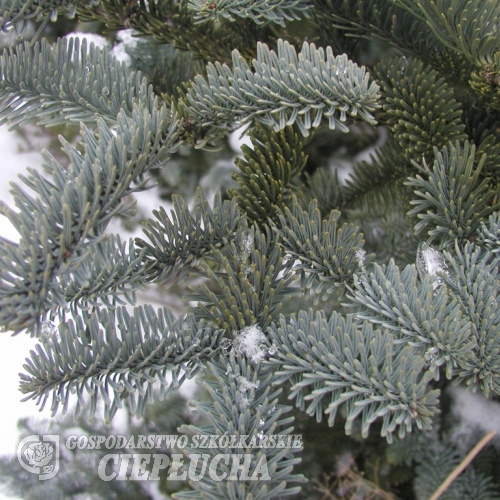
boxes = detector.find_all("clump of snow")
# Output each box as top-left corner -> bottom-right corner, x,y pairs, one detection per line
242,231 -> 253,254
111,29 -> 139,65
353,273 -> 362,287
236,375 -> 259,392
416,242 -> 448,289
449,386 -> 500,452
233,325 -> 267,364
239,395 -> 252,409
267,344 -> 277,356
355,248 -> 366,268
229,124 -> 254,153
235,375 -> 259,410
424,346 -> 438,365
41,320 -> 57,338
64,31 -> 136,65
239,229 -> 253,263
65,32 -> 109,50
256,404 -> 276,436
237,230 -> 254,282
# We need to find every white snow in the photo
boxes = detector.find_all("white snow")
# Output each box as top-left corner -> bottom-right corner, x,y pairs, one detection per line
111,29 -> 140,65
235,375 -> 259,410
242,230 -> 253,255
64,32 -> 109,50
423,346 -> 438,365
416,242 -> 448,289
355,248 -> 366,267
41,320 -> 58,339
232,325 -> 267,364
64,31 -> 136,65
236,375 -> 259,392
229,124 -> 253,153
449,386 -> 500,451
239,395 -> 252,409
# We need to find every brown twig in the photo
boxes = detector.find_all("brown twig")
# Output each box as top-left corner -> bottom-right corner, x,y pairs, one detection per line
429,430 -> 497,500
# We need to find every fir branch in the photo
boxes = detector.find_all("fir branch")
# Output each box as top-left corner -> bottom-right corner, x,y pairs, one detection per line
1,1 -> 500,496
268,310 -> 440,443
461,97 -> 500,147
470,51 -> 500,112
54,234 -> 148,312
229,123 -> 308,227
19,306 -> 222,421
427,47 -> 477,88
351,201 -> 417,268
442,243 -> 500,396
272,198 -> 370,301
405,141 -> 499,244
188,0 -> 312,27
303,167 -> 345,216
347,259 -> 473,380
187,226 -> 299,332
373,56 -> 467,162
126,39 -> 206,98
0,0 -> 97,33
460,97 -> 500,180
395,0 -> 500,64
78,0 -> 271,64
311,0 -> 436,60
136,189 -> 245,284
478,212 -> 500,252
0,37 -> 156,129
176,355 -> 306,498
181,39 -> 381,143
343,139 -> 408,212
0,101 -> 178,334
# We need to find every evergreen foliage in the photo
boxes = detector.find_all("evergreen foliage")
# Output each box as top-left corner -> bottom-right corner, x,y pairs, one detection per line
186,0 -> 313,27
406,141 -> 499,244
178,38 -> 380,145
268,309 -> 439,441
229,124 -> 307,226
373,55 -> 467,160
0,37 -> 154,127
20,306 -> 222,421
1,0 -> 500,498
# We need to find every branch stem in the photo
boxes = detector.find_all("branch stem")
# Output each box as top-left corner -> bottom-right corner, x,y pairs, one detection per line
429,430 -> 497,500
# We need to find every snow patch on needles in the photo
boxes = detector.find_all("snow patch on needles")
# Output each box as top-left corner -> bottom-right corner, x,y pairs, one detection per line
355,248 -> 366,268
41,320 -> 58,339
449,386 -> 500,451
111,29 -> 139,65
235,375 -> 259,410
236,375 -> 259,392
242,231 -> 253,255
233,325 -> 267,364
416,242 -> 448,289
